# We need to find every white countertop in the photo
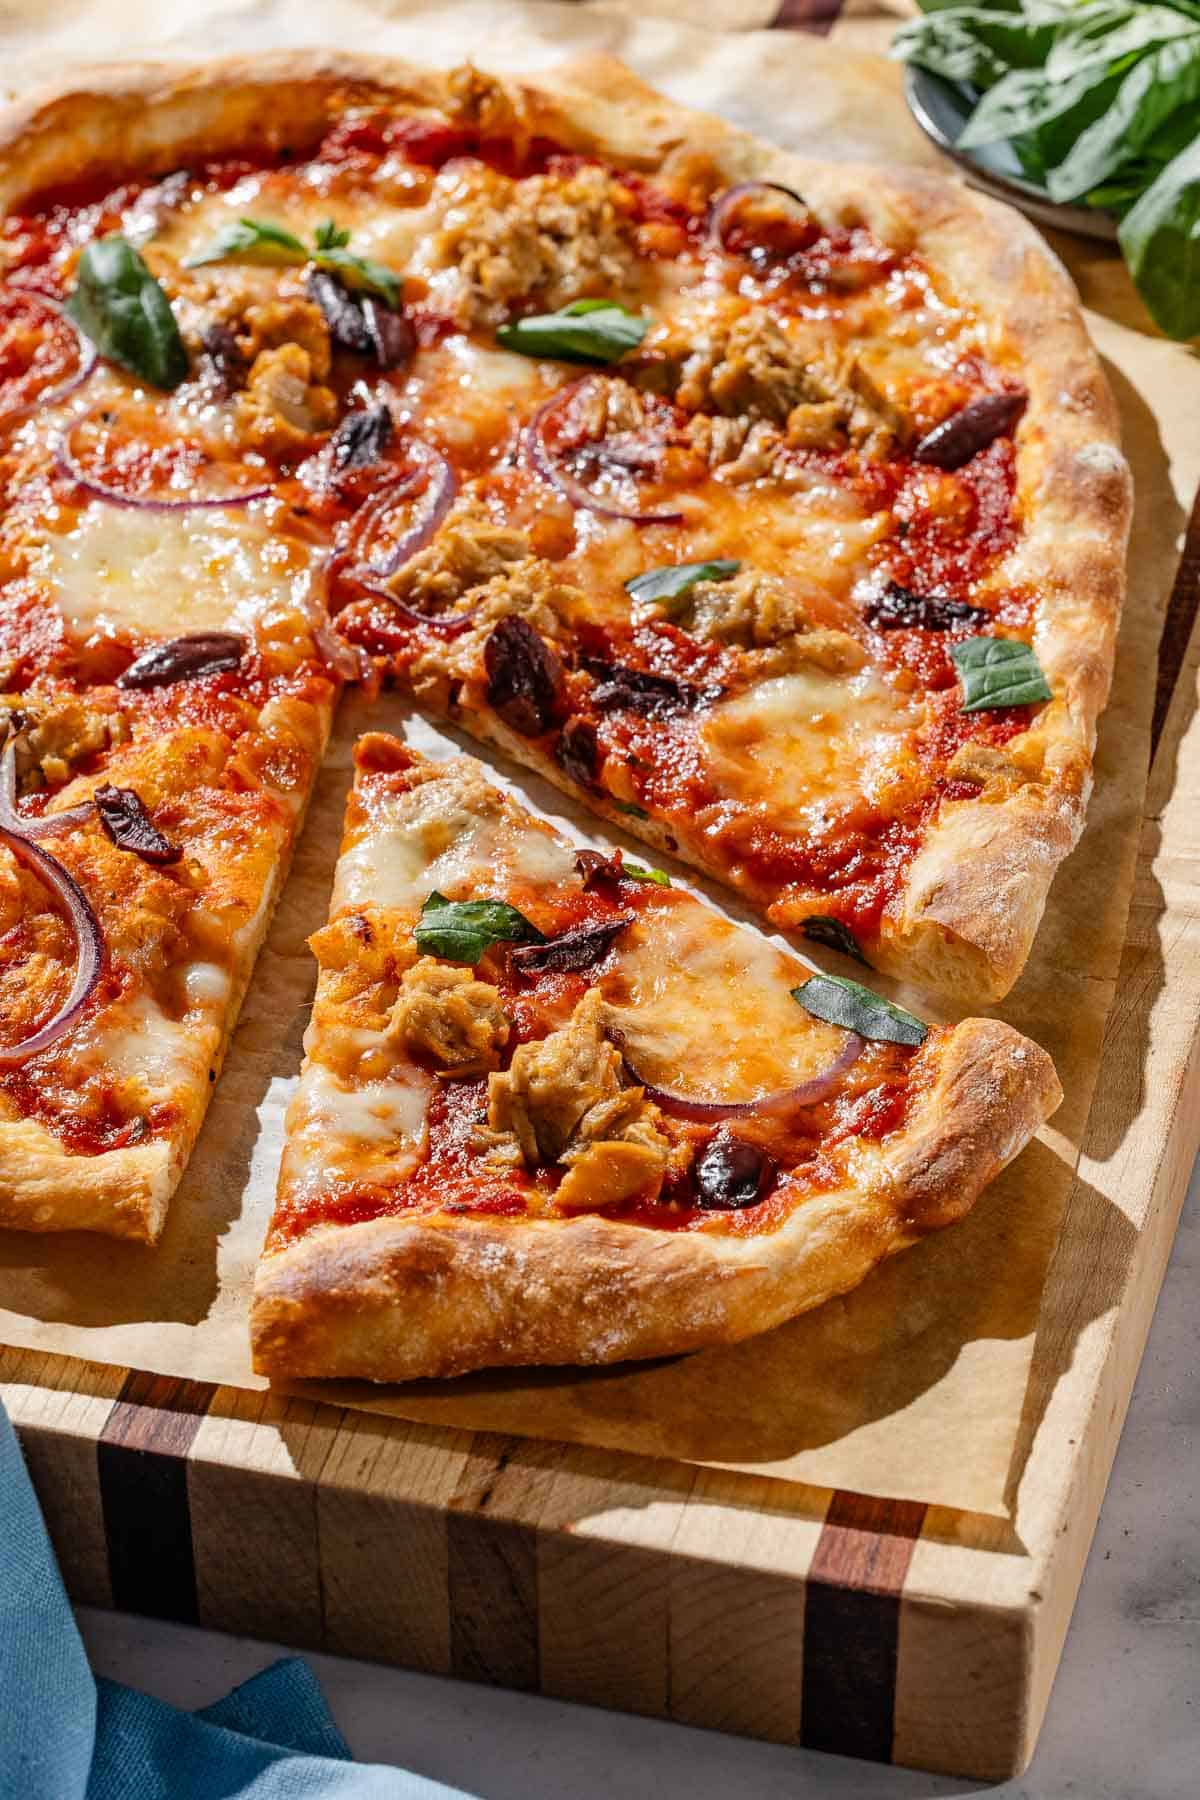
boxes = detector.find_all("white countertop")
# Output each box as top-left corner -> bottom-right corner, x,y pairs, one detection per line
77,1163 -> 1199,1798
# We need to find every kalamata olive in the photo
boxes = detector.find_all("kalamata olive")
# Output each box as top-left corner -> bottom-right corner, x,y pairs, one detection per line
307,270 -> 372,353
484,616 -> 568,737
94,784 -> 182,865
330,403 -> 394,470
575,847 -> 624,889
556,716 -> 602,790
511,913 -> 634,974
865,582 -> 990,632
361,296 -> 416,369
199,321 -> 244,394
694,1132 -> 774,1210
587,659 -> 718,719
912,391 -> 1027,470
307,272 -> 414,369
117,632 -> 247,689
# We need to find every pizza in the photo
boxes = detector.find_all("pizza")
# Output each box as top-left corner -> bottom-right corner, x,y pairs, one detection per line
0,54 -> 1119,1290
249,735 -> 1059,1378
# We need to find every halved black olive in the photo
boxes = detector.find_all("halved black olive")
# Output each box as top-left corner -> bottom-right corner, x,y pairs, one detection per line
557,717 -> 602,790
865,582 -> 990,632
484,616 -> 568,737
912,391 -> 1027,471
94,784 -> 182,866
800,916 -> 868,965
307,271 -> 414,369
511,913 -> 634,974
575,847 -> 624,889
587,659 -> 717,720
118,632 -> 247,689
694,1133 -> 774,1211
330,403 -> 394,470
199,322 -> 245,395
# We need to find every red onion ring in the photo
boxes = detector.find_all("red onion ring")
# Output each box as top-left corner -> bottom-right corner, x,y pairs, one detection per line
312,618 -> 372,684
0,738 -> 93,840
623,1031 -> 864,1122
342,574 -> 480,639
56,403 -> 273,512
707,181 -> 810,255
347,444 -> 458,579
529,380 -> 683,525
0,824 -> 103,1066
0,291 -> 98,430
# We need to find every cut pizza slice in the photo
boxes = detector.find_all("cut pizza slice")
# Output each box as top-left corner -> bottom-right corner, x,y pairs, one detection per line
250,734 -> 1060,1382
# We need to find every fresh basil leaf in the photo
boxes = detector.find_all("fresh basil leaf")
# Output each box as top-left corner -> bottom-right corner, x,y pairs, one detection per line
186,216 -> 401,306
314,217 -> 351,250
414,891 -> 544,965
613,800 -> 649,818
1119,132 -> 1200,338
952,636 -> 1053,711
957,62 -> 1112,148
314,245 -> 402,307
497,299 -> 648,364
66,235 -> 188,390
1046,37 -> 1200,200
624,560 -> 741,605
792,974 -> 928,1047
623,862 -> 671,887
800,916 -> 869,966
187,217 -> 307,268
894,9 -> 1058,86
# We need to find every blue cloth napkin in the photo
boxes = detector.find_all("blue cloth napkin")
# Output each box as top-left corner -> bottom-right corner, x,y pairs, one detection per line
0,1400 -> 473,1798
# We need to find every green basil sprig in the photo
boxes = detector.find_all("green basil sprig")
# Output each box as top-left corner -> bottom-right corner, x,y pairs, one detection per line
66,235 -> 188,390
952,636 -> 1052,712
792,973 -> 928,1047
188,216 -> 401,307
892,0 -> 1200,339
414,891 -> 544,965
497,299 -> 648,364
624,560 -> 741,606
623,863 -> 671,887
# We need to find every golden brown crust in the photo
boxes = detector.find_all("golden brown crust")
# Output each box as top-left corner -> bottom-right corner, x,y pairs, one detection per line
251,1012 -> 1059,1383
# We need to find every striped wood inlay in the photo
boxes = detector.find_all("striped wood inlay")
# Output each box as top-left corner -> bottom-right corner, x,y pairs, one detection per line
97,1371 -> 216,1623
800,1492 -> 927,1761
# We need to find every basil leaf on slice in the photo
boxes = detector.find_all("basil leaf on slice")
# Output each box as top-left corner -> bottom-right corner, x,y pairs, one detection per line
952,637 -> 1052,712
414,891 -> 544,965
314,218 -> 352,251
623,863 -> 671,887
625,560 -> 741,606
792,973 -> 927,1047
800,916 -> 868,965
613,799 -> 649,819
66,235 -> 188,390
187,217 -> 307,268
497,299 -> 648,364
313,244 -> 401,308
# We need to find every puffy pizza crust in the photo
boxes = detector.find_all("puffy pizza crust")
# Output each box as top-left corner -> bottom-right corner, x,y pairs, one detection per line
250,744 -> 1060,1381
0,50 -> 1131,1012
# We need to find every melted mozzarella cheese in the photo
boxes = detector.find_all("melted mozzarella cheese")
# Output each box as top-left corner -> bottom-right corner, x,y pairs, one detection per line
337,779 -> 576,913
91,992 -> 213,1097
300,1060 -> 431,1149
608,898 -> 848,1101
150,180 -> 437,274
702,667 -> 919,832
27,500 -> 317,641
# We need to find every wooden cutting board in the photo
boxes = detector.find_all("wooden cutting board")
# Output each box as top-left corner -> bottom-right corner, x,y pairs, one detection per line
4,496 -> 1198,1780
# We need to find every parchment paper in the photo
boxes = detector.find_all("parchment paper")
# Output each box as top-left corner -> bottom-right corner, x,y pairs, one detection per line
0,0 -> 1195,1517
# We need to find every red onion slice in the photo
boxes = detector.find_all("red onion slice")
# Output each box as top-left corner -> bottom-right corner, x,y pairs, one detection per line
0,291 -> 98,429
0,824 -> 103,1066
312,617 -> 372,683
0,737 -> 93,840
342,573 -> 480,639
624,1031 -> 864,1122
347,444 -> 458,579
529,380 -> 683,525
57,402 -> 273,512
707,181 -> 811,256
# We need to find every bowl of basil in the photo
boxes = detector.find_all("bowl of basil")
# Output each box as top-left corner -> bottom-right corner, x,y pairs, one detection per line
893,0 -> 1200,340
